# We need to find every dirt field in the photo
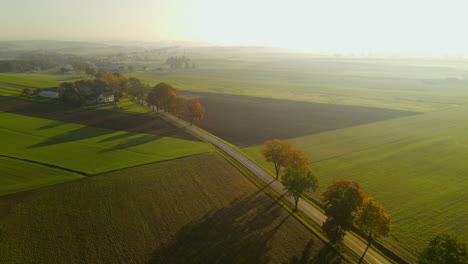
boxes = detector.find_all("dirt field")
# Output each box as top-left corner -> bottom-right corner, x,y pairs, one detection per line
180,91 -> 418,146
0,96 -> 197,141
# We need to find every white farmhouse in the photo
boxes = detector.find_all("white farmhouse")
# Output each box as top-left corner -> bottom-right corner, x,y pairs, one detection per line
97,92 -> 114,103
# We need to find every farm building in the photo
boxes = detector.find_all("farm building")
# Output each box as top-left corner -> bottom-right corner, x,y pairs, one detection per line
85,92 -> 115,104
97,92 -> 114,103
38,90 -> 59,99
38,87 -> 59,99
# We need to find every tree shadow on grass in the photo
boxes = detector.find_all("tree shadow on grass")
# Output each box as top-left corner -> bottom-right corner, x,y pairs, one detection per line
100,134 -> 161,153
285,243 -> 344,264
147,192 -> 288,264
27,126 -> 115,149
97,132 -> 136,143
37,120 -> 67,130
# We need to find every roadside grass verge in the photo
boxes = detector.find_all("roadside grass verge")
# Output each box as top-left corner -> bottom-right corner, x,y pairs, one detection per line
0,153 -> 346,264
0,156 -> 84,196
0,111 -> 213,174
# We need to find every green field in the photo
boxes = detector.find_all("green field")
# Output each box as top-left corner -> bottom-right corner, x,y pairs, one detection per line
244,105 -> 468,253
0,85 -> 22,97
131,58 -> 468,112
0,73 -> 85,88
0,111 -> 212,174
0,156 -> 84,196
88,98 -> 152,114
0,153 -> 344,264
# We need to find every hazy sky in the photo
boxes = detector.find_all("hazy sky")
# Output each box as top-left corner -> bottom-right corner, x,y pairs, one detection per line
2,0 -> 468,54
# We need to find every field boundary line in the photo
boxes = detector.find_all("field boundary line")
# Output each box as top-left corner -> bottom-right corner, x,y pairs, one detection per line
88,152 -> 215,177
153,110 -> 396,264
0,154 -> 89,176
215,149 -> 356,263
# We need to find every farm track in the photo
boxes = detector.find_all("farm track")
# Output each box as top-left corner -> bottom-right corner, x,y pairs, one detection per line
160,110 -> 393,264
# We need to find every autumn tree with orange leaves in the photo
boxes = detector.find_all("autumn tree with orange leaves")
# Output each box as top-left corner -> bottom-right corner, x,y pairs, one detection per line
186,99 -> 205,125
321,179 -> 367,242
153,82 -> 177,112
262,139 -> 293,179
356,198 -> 391,263
173,96 -> 188,119
284,147 -> 310,170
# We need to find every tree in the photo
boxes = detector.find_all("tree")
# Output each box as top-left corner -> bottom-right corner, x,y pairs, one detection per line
85,66 -> 98,77
420,234 -> 467,264
72,61 -> 88,73
128,77 -> 146,104
356,198 -> 391,263
186,99 -> 205,125
153,82 -> 177,112
282,168 -> 318,210
21,87 -> 33,98
59,82 -> 82,105
173,96 -> 188,119
146,89 -> 158,111
262,139 -> 293,179
321,179 -> 367,242
284,147 -> 310,170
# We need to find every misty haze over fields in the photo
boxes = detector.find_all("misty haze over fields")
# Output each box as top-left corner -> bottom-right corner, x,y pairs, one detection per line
1,1 -> 467,264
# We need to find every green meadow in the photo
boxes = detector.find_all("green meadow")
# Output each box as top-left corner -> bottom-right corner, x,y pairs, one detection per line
0,111 -> 212,174
244,105 -> 468,253
131,58 -> 468,112
88,98 -> 151,114
0,85 -> 22,97
0,73 -> 85,88
0,156 -> 84,196
0,153 -> 344,264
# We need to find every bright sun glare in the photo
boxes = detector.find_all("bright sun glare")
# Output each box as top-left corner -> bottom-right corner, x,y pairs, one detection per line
189,0 -> 468,54
2,0 -> 468,54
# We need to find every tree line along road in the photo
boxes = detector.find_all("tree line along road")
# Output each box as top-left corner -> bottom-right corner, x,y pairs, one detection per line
159,110 -> 393,264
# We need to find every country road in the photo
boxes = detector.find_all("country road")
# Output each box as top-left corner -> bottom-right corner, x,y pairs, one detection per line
160,111 -> 393,264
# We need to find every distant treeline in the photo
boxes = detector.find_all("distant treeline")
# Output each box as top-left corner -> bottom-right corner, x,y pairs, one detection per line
0,52 -> 80,73
165,56 -> 196,69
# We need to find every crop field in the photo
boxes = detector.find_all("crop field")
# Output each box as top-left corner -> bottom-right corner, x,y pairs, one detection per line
0,111 -> 212,174
0,97 -> 194,140
0,85 -> 22,97
88,98 -> 151,113
0,73 -> 85,88
180,91 -> 416,146
0,156 -> 84,195
132,58 -> 468,112
0,153 -> 345,264
244,105 -> 468,253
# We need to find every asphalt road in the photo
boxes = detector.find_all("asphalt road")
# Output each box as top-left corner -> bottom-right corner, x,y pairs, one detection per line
161,112 -> 392,264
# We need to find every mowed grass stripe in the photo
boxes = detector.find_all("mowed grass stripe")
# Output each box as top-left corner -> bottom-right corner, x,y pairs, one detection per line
0,111 -> 213,174
0,152 -> 344,264
0,156 -> 84,196
0,86 -> 22,97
